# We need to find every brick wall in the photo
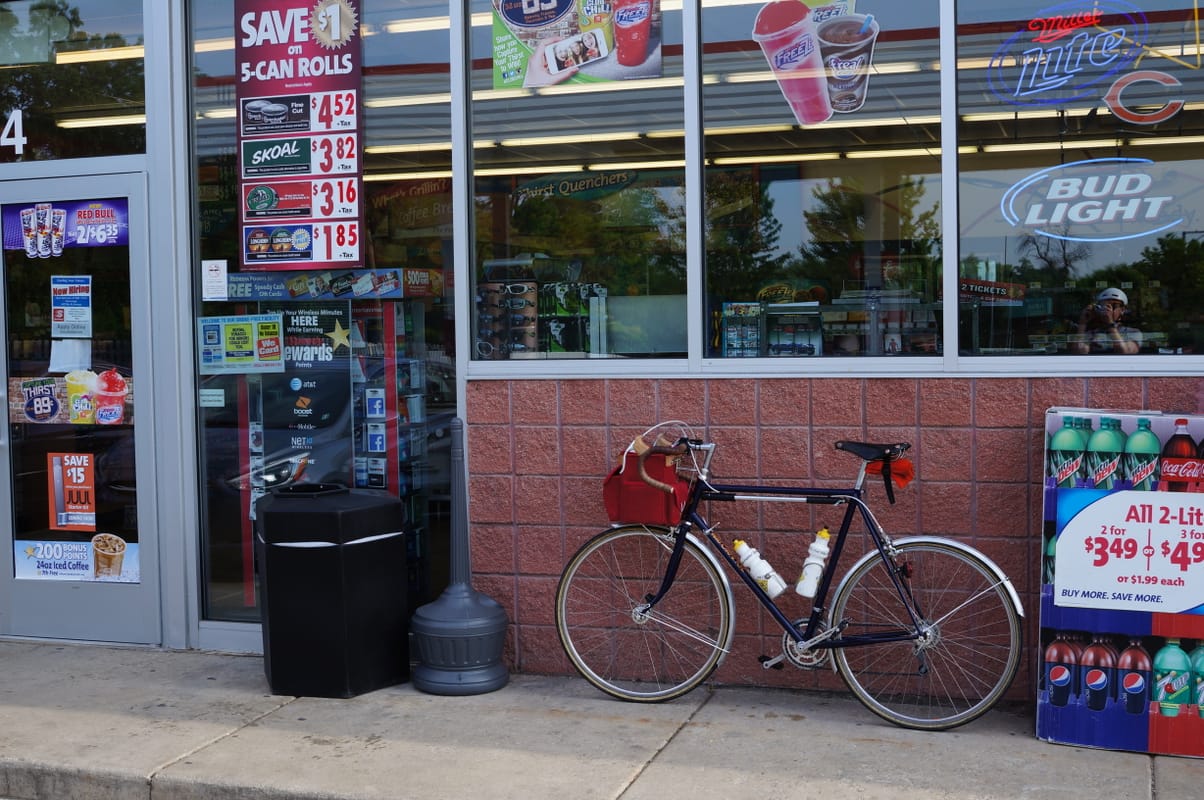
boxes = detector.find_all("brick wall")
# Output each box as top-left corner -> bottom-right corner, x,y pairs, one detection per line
464,376 -> 1204,701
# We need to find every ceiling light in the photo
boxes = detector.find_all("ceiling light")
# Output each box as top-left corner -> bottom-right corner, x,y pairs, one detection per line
980,138 -> 1122,153
55,45 -> 143,65
57,114 -> 146,129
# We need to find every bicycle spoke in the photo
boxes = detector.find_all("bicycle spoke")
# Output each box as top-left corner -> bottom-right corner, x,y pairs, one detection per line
556,526 -> 732,702
832,541 -> 1021,730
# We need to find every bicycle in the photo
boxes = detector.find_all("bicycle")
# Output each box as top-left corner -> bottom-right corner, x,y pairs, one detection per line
555,428 -> 1024,731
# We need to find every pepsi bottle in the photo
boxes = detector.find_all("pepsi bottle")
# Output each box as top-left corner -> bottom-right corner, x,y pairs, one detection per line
1080,635 -> 1116,711
1044,632 -> 1077,707
1117,639 -> 1152,715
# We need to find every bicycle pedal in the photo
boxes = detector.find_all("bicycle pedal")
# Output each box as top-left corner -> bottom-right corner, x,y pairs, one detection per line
758,655 -> 785,670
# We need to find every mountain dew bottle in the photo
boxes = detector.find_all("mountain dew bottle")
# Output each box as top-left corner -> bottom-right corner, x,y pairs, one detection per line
1086,417 -> 1127,489
1189,642 -> 1204,718
1154,638 -> 1192,716
1123,417 -> 1161,491
1048,415 -> 1086,488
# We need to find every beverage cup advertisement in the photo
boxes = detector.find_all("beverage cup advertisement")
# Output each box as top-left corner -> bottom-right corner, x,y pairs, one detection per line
1038,407 -> 1204,758
492,0 -> 663,89
753,1 -> 833,126
91,533 -> 126,579
816,12 -> 879,113
753,1 -> 883,126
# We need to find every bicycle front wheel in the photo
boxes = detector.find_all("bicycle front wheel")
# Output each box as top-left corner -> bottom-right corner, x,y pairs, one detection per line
830,539 -> 1022,730
556,525 -> 733,702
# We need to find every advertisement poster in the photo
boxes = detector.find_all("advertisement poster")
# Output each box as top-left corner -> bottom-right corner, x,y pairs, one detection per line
493,0 -> 663,89
12,535 -> 140,582
255,303 -> 354,497
223,267 -> 422,301
235,0 -> 364,271
47,452 -> 96,531
1039,408 -> 1204,758
1,198 -> 130,256
197,313 -> 286,374
50,275 -> 92,338
751,1 -> 877,126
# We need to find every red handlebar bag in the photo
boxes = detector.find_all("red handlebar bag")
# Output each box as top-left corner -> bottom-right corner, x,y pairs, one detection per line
603,450 -> 690,526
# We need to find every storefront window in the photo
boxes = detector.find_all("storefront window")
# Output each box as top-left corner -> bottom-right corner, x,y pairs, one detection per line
190,1 -> 455,623
957,1 -> 1204,355
470,0 -> 687,359
0,0 -> 146,162
702,2 -> 942,357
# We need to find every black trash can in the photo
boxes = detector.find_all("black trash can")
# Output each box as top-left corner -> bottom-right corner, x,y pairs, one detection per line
255,484 -> 408,698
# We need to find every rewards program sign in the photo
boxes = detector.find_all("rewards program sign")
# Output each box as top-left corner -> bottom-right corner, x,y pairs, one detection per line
236,0 -> 363,271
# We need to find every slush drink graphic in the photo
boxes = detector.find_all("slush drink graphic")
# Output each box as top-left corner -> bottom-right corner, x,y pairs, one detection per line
753,1 -> 833,126
93,368 -> 128,425
816,12 -> 879,113
66,369 -> 97,424
613,0 -> 652,66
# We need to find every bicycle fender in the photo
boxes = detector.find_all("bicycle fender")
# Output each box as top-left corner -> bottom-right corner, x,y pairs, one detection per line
835,536 -> 1025,620
899,536 -> 1024,618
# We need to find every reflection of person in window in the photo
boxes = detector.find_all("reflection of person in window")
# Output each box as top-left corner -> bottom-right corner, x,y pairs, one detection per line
1070,287 -> 1141,354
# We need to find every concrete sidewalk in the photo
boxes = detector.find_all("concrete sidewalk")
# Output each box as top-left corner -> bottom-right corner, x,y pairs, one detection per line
0,641 -> 1194,800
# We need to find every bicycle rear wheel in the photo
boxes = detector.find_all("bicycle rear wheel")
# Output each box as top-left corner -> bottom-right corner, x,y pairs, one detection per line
556,525 -> 733,702
830,539 -> 1021,730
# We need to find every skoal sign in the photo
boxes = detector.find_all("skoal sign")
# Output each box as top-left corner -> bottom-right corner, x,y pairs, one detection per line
1000,158 -> 1183,243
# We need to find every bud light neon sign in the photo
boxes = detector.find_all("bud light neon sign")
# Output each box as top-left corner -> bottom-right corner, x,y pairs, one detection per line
1000,158 -> 1182,243
987,1 -> 1148,107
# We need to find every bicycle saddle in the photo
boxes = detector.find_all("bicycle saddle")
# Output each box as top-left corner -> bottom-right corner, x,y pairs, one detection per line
835,441 -> 911,461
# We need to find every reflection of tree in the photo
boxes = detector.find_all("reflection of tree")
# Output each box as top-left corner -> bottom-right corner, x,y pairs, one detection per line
0,1 -> 145,160
1016,225 -> 1091,282
476,174 -> 686,295
703,169 -> 788,300
1129,234 -> 1204,346
792,175 -> 940,296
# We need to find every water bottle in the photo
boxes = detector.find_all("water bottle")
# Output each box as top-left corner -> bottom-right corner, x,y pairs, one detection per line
795,527 -> 831,598
733,540 -> 787,598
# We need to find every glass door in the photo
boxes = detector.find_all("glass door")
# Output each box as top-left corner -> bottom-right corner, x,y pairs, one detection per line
0,173 -> 159,643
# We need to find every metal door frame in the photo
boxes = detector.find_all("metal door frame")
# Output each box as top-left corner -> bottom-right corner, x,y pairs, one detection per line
0,169 -> 162,644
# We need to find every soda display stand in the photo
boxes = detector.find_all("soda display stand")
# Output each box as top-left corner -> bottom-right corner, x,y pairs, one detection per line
1039,407 -> 1204,758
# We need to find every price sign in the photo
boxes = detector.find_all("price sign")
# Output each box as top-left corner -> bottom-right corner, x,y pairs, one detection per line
310,90 -> 358,131
309,132 -> 358,175
312,221 -> 360,261
1053,489 -> 1204,613
313,177 -> 358,218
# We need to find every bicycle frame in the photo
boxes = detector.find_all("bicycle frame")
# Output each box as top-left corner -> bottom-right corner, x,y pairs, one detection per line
642,449 -> 937,658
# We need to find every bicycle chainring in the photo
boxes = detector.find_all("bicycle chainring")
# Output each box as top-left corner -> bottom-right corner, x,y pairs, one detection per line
782,623 -> 832,670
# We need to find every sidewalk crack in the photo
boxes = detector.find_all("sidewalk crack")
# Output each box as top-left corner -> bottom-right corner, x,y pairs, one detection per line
613,688 -> 714,799
145,696 -> 299,784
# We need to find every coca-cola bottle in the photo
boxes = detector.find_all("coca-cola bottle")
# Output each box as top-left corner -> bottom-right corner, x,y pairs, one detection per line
1160,418 -> 1198,492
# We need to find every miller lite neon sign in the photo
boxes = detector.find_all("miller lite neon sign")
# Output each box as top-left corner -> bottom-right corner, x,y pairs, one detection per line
987,1 -> 1148,106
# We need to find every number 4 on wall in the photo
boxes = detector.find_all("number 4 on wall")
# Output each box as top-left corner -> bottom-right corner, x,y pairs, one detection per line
2,109 -> 27,155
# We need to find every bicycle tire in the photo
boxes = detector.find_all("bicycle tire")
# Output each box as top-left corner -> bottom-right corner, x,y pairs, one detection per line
555,525 -> 733,702
829,539 -> 1022,730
